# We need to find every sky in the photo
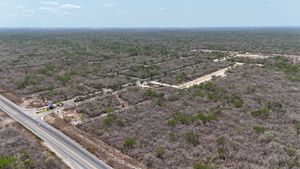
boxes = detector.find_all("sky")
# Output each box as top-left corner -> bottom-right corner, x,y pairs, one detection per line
0,0 -> 299,28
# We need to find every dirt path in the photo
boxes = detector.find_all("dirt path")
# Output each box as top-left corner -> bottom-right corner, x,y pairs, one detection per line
177,62 -> 244,89
146,49 -> 275,90
148,63 -> 244,89
148,81 -> 179,88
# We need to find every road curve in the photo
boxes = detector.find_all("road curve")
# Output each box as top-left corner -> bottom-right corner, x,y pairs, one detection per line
0,95 -> 112,169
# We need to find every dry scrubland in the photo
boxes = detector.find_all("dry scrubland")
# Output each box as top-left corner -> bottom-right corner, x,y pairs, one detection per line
0,111 -> 68,169
1,28 -> 300,105
0,28 -> 300,169
59,57 -> 300,169
48,57 -> 300,169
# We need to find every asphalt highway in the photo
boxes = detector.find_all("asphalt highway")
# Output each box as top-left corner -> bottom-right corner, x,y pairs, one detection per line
0,95 -> 112,169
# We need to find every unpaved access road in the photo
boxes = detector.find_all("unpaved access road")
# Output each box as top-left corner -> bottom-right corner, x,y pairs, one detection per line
149,62 -> 244,89
177,62 -> 244,89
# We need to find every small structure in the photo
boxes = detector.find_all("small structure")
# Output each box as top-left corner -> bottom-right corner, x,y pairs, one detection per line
136,80 -> 150,88
47,101 -> 54,110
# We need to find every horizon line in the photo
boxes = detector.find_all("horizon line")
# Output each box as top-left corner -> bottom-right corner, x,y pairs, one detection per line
0,26 -> 300,30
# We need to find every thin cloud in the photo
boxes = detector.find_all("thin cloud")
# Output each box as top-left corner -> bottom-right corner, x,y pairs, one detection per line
87,17 -> 95,21
157,7 -> 167,11
63,11 -> 80,17
38,6 -> 56,11
189,9 -> 196,14
214,11 -> 221,15
40,1 -> 59,6
232,9 -> 240,13
103,3 -> 115,7
16,5 -> 25,9
1,2 -> 11,6
115,10 -> 134,16
60,3 -> 81,9
23,10 -> 35,13
8,13 -> 19,16
266,3 -> 277,7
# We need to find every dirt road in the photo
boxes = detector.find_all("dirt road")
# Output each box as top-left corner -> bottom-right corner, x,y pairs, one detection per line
149,62 -> 244,89
177,63 -> 244,89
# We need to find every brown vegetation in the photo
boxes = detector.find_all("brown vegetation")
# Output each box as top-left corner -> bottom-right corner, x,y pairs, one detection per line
52,60 -> 300,169
0,111 -> 68,169
1,29 -> 300,169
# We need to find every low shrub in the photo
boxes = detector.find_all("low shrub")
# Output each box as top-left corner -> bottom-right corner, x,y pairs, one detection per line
123,138 -> 136,149
194,82 -> 216,92
194,90 -> 205,97
16,75 -> 36,89
116,119 -> 125,127
289,159 -> 300,168
195,112 -> 218,122
144,89 -> 164,98
185,131 -> 199,146
271,57 -> 300,82
155,97 -> 165,107
105,106 -> 114,113
246,86 -> 257,94
287,147 -> 296,157
229,96 -> 244,108
288,75 -> 300,82
0,156 -> 16,168
56,73 -> 71,85
23,158 -> 34,169
169,133 -> 177,142
167,119 -> 177,126
251,108 -> 269,119
154,146 -> 165,159
194,82 -> 231,102
207,88 -> 226,102
295,121 -> 300,134
216,137 -> 225,145
253,125 -> 265,134
167,92 -> 182,101
217,147 -> 225,157
103,114 -> 116,127
176,72 -> 188,83
174,112 -> 194,125
170,111 -> 219,126
266,101 -> 283,113
193,162 -> 212,169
